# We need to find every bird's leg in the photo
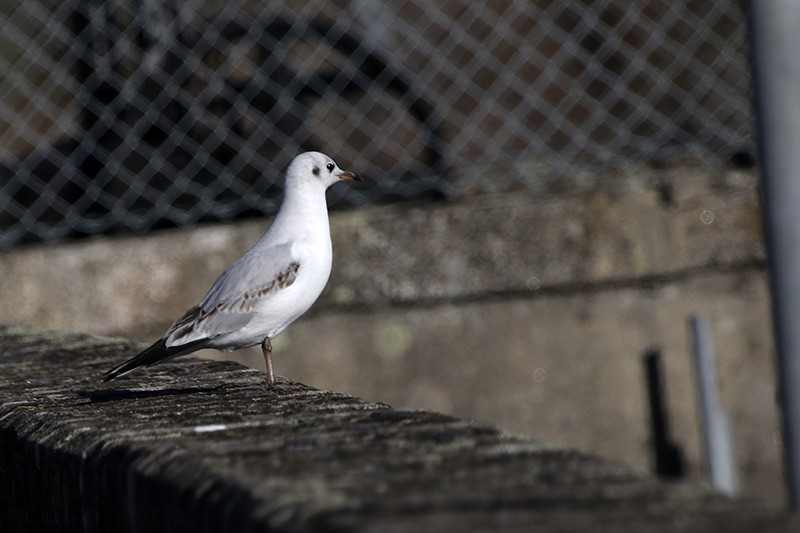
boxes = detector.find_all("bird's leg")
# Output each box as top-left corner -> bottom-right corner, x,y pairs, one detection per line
261,337 -> 275,388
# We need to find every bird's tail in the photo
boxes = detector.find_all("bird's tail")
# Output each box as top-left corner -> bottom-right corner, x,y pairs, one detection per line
103,338 -> 208,382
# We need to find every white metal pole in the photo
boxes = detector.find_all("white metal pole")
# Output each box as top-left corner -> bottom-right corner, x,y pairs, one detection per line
690,316 -> 738,496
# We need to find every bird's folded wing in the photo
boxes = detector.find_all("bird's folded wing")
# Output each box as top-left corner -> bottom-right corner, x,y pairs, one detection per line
165,242 -> 300,346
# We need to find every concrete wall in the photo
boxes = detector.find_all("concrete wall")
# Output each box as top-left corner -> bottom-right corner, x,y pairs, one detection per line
0,164 -> 781,503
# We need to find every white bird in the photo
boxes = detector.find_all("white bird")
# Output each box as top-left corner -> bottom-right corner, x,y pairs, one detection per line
104,151 -> 360,387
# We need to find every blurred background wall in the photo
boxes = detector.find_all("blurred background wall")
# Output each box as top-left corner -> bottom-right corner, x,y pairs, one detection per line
1,0 -> 777,504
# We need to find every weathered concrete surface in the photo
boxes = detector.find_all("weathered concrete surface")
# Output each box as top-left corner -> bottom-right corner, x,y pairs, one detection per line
0,166 -> 763,335
0,326 -> 794,532
0,165 -> 780,503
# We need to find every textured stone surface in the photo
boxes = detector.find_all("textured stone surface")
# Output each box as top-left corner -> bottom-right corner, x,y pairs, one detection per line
0,326 -> 794,532
327,167 -> 763,305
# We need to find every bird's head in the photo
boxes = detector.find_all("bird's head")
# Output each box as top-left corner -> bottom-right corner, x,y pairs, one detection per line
285,151 -> 361,189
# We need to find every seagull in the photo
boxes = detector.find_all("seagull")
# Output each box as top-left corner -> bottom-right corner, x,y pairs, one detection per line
103,151 -> 360,387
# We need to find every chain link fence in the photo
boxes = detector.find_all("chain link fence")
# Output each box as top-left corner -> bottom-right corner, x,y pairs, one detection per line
0,0 -> 753,246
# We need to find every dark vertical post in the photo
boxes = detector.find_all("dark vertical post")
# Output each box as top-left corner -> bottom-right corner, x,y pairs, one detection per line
643,348 -> 684,478
747,0 -> 800,510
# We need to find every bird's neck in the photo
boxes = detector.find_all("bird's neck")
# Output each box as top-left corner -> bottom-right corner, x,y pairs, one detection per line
270,181 -> 331,241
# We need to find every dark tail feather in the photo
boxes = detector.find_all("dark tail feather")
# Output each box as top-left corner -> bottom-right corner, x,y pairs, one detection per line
103,337 -> 209,382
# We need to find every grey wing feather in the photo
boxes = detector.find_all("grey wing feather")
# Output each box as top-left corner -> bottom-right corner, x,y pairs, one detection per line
166,242 -> 300,345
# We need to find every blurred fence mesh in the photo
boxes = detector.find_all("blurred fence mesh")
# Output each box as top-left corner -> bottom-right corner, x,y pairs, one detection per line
0,0 -> 752,246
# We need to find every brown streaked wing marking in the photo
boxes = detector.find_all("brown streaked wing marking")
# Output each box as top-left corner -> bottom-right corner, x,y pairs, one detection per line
216,261 -> 300,314
165,262 -> 301,343
275,262 -> 299,288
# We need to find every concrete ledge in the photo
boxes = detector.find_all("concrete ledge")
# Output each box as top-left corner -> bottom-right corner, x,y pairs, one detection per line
0,166 -> 763,338
0,326 -> 793,532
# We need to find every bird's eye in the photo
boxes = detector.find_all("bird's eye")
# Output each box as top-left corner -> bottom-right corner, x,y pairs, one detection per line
326,162 -> 335,172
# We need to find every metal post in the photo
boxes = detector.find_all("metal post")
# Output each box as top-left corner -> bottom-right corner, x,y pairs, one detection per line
690,316 -> 738,497
747,0 -> 800,510
643,348 -> 684,478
